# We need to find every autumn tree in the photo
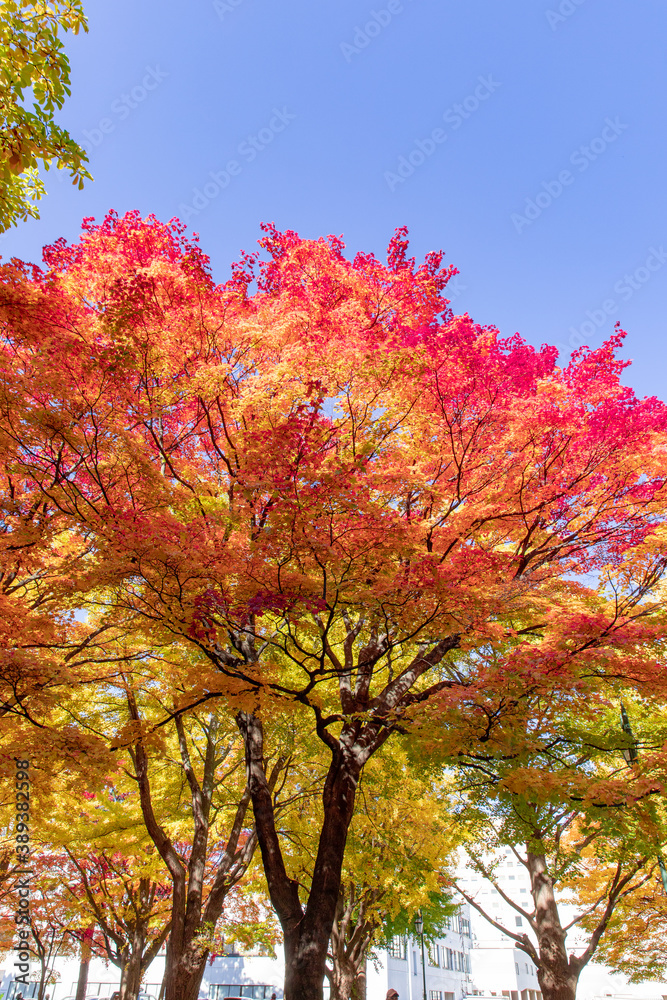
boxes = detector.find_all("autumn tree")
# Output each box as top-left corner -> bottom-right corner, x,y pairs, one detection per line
0,0 -> 91,230
324,749 -> 459,1000
0,849 -> 79,1000
446,687 -> 667,1000
55,848 -> 172,1000
1,211 -> 666,1000
67,672 -> 273,1000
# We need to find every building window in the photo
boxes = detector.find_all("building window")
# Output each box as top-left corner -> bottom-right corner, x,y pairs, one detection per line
388,935 -> 407,960
515,963 -> 520,975
428,943 -> 440,966
429,992 -> 442,1000
515,917 -> 523,927
414,950 -> 419,976
460,916 -> 471,936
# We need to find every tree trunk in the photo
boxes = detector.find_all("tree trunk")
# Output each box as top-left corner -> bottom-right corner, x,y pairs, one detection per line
352,962 -> 366,1000
329,958 -> 356,1000
75,927 -> 94,1000
328,956 -> 367,1000
239,711 -> 362,1000
119,927 -> 145,1000
165,943 -> 209,1000
37,962 -> 48,1000
527,852 -> 581,1000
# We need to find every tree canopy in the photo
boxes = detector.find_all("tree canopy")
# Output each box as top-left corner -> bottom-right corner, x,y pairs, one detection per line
1,211 -> 667,1000
0,0 -> 90,231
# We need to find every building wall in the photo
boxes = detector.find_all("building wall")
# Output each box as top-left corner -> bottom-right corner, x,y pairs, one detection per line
367,907 -> 473,1000
457,849 -> 540,1000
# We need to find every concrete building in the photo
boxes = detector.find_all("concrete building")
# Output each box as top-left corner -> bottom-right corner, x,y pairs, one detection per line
367,908 -> 474,1000
457,849 -> 541,1000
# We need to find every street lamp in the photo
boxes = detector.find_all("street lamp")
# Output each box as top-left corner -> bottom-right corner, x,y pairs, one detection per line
415,911 -> 427,1000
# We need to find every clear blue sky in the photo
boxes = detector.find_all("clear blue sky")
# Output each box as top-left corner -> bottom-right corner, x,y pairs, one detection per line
3,0 -> 666,398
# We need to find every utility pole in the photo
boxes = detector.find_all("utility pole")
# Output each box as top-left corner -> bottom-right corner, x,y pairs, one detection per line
620,703 -> 667,894
415,911 -> 427,1000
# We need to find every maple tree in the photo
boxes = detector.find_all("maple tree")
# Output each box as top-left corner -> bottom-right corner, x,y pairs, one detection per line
55,848 -> 172,1000
1,211 -> 666,1000
0,849 -> 80,1000
52,674 -> 266,1000
446,687 -> 667,1000
0,0 -> 91,231
323,749 -> 459,1000
122,693 -> 271,1000
579,865 -> 667,983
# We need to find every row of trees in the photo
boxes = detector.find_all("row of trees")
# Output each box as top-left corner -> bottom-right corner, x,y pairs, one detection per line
2,213 -> 667,1000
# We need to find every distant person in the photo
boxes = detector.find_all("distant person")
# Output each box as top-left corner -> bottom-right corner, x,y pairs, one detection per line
387,990 -> 399,1000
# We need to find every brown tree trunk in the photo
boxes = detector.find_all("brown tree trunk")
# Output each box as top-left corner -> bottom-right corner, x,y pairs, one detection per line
527,852 -> 581,1000
328,956 -> 367,1000
239,711 -> 362,1000
119,926 -> 145,1000
236,634 -> 459,1000
37,962 -> 48,1000
75,927 -> 94,1000
352,962 -> 367,1000
329,958 -> 356,1000
165,943 -> 209,1000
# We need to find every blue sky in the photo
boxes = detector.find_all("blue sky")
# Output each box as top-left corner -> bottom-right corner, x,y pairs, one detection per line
3,0 -> 666,398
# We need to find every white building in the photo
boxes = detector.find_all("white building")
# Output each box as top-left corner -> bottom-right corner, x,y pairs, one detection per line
457,849 -> 541,1000
367,908 -> 474,1000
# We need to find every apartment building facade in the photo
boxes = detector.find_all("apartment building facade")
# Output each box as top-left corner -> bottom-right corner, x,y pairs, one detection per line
457,850 -> 542,1000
